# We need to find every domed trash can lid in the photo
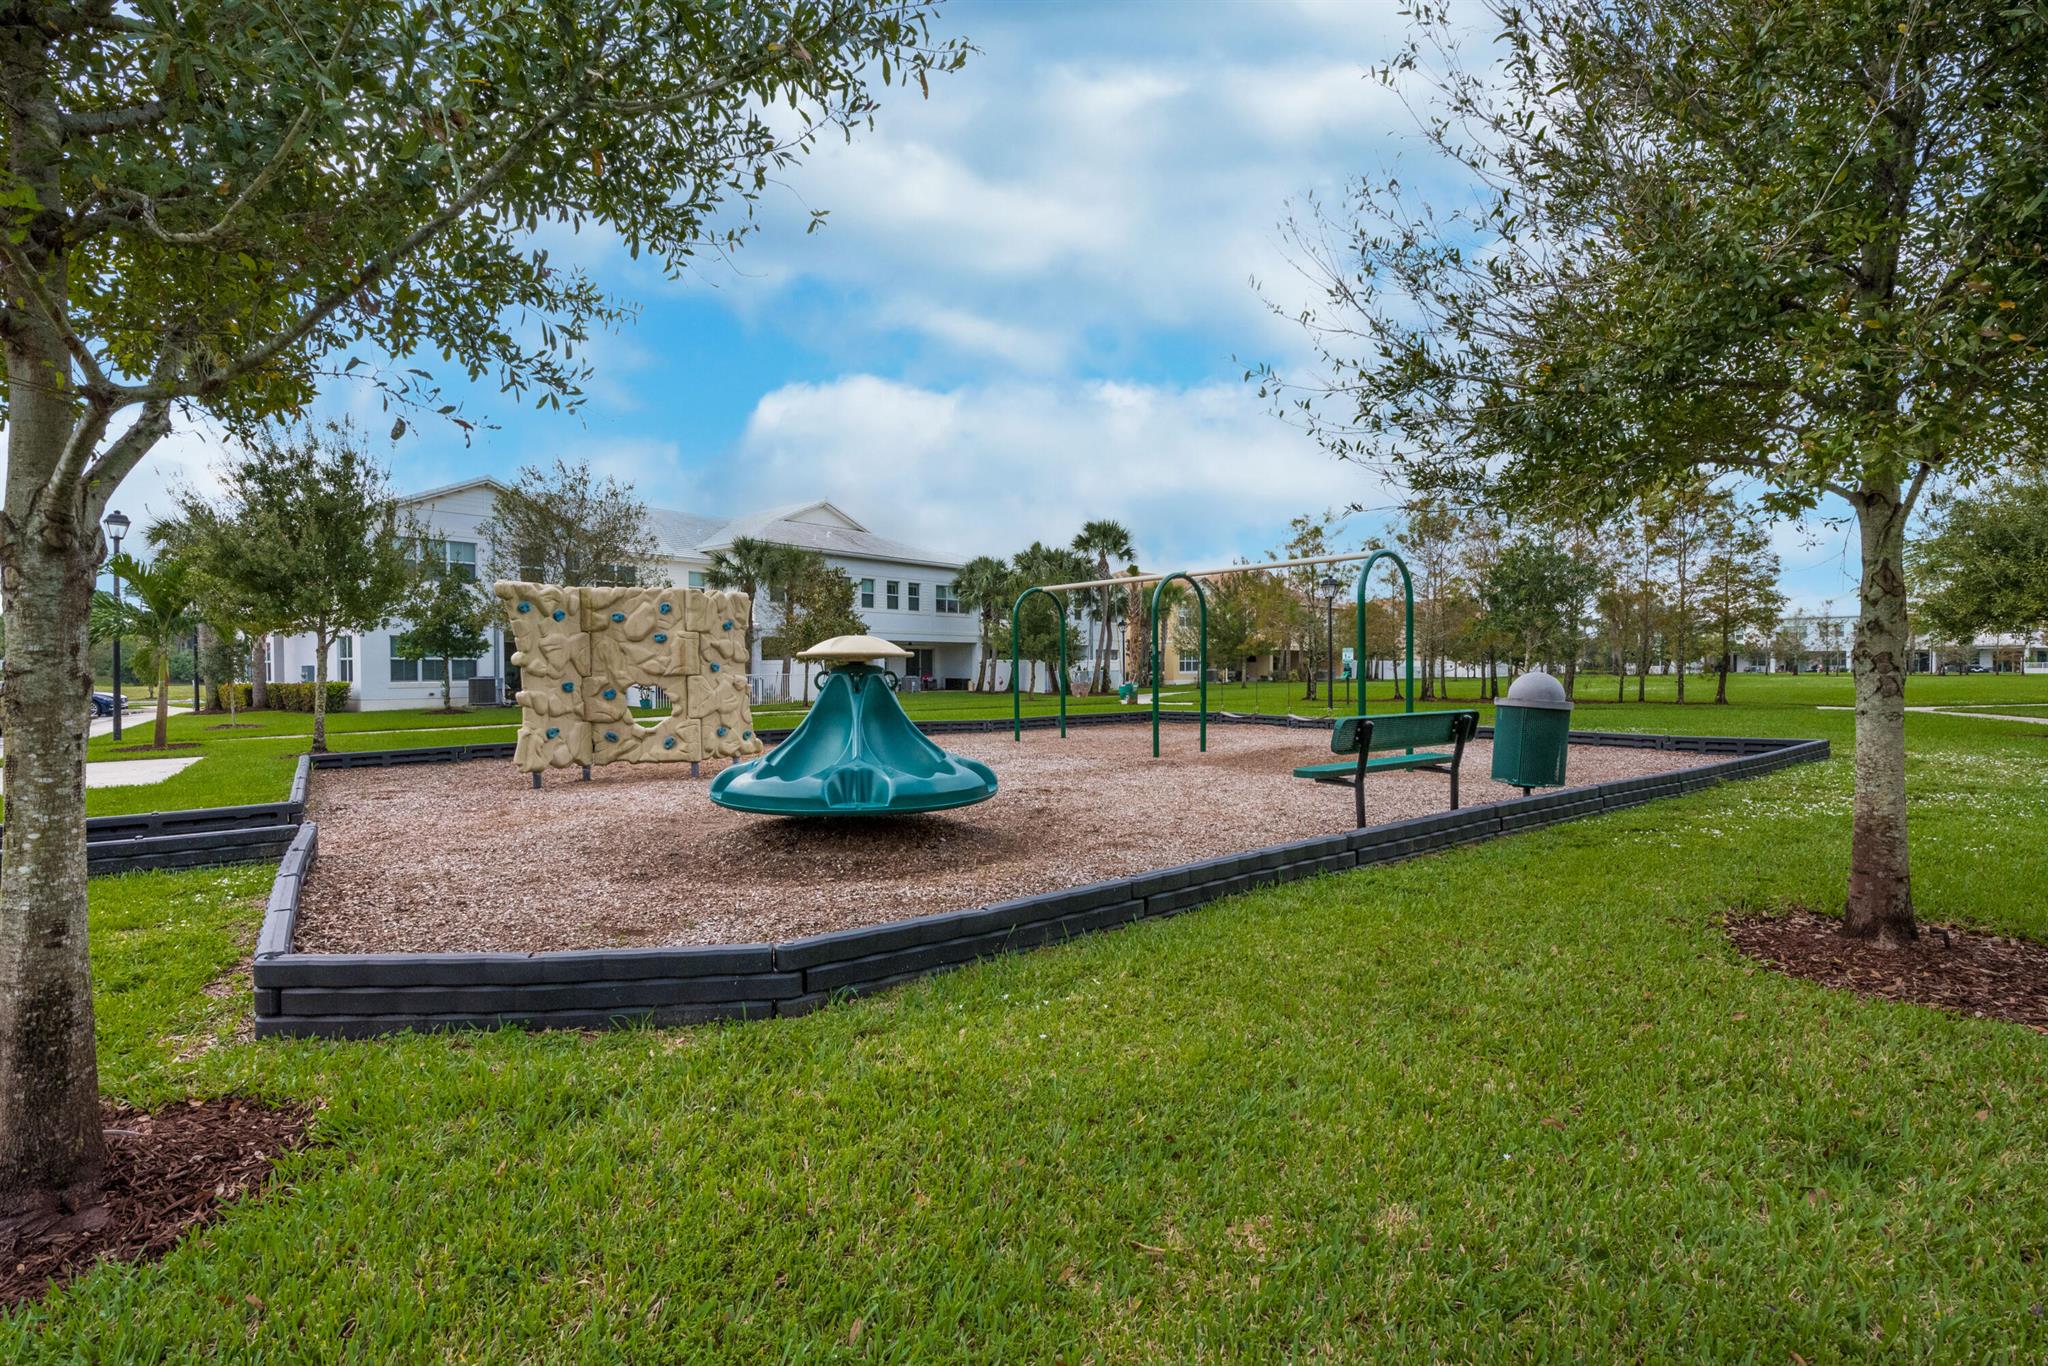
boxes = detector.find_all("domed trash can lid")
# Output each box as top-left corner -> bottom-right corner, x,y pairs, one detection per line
1499,669 -> 1573,710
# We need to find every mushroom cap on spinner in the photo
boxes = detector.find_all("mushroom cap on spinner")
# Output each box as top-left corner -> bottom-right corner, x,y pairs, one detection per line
796,634 -> 914,662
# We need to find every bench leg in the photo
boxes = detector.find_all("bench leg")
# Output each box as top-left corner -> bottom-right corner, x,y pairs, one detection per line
1451,765 -> 1459,810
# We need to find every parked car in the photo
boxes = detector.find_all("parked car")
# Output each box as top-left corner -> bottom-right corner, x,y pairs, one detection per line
89,692 -> 117,717
1966,664 -> 1992,674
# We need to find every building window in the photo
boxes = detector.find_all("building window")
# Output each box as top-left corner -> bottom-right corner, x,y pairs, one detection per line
935,583 -> 959,614
414,538 -> 477,579
337,635 -> 354,683
687,570 -> 708,589
886,580 -> 900,610
1178,652 -> 1199,673
860,578 -> 875,609
395,654 -> 476,683
907,582 -> 921,612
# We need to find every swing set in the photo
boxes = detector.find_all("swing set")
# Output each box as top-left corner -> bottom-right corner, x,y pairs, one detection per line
1009,549 -> 1420,756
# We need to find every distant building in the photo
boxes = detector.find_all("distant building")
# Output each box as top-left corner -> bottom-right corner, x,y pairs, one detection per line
268,478 -> 980,709
1727,611 -> 2046,674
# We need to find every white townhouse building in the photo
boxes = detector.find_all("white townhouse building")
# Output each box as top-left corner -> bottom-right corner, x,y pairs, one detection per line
268,478 -> 982,709
1723,611 -> 2047,675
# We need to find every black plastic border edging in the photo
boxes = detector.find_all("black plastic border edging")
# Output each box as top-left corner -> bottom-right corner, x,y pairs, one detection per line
0,754 -> 315,878
253,719 -> 1831,1039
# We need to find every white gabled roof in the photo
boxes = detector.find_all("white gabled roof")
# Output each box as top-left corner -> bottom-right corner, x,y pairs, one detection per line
401,482 -> 959,570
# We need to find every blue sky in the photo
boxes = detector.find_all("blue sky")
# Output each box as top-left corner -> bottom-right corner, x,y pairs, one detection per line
118,0 -> 1862,611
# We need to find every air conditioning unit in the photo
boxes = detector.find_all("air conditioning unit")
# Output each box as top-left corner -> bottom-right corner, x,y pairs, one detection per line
468,676 -> 502,707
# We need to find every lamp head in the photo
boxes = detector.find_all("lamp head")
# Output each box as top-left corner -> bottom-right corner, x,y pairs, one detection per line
1318,573 -> 1341,598
104,509 -> 131,544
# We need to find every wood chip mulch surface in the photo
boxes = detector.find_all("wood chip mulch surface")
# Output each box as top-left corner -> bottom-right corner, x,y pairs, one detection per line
1728,911 -> 2048,1032
298,728 -> 1711,953
0,1098 -> 311,1309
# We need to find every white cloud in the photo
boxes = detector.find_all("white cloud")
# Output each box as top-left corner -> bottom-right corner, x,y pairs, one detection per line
881,300 -> 1068,371
721,373 -> 1391,566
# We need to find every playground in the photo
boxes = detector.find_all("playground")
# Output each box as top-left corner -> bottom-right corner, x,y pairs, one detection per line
293,723 -> 1713,954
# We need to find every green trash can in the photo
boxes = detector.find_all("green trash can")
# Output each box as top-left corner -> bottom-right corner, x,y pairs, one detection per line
1491,670 -> 1574,792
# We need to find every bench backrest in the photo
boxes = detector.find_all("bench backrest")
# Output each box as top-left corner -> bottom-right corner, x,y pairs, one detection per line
1331,709 -> 1478,755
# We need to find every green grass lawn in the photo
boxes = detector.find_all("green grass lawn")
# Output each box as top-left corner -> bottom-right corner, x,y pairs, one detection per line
21,671 -> 2047,820
2,684 -> 2045,1358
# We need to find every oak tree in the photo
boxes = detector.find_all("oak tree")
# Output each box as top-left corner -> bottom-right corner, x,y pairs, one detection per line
0,0 -> 963,1208
1270,0 -> 2048,945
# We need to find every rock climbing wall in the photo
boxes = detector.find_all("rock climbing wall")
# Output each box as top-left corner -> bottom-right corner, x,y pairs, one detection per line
494,582 -> 767,773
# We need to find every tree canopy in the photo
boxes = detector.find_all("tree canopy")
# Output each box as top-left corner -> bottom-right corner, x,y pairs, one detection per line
1267,0 -> 2048,944
1911,477 -> 2048,645
479,460 -> 660,588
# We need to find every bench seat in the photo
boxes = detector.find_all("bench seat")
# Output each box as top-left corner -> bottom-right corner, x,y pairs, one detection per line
1292,752 -> 1456,782
1292,709 -> 1480,826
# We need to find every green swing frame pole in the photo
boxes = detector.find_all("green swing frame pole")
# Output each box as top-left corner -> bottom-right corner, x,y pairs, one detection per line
1353,550 -> 1416,718
1010,587 -> 1070,741
1149,572 -> 1208,758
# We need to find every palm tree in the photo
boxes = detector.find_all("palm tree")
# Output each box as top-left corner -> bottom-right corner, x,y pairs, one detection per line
954,555 -> 1013,691
91,552 -> 197,749
1071,519 -> 1135,692
704,537 -> 810,695
1010,542 -> 1094,694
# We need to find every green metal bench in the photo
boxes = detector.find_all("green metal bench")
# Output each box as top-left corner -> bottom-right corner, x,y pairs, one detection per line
1293,709 -> 1481,826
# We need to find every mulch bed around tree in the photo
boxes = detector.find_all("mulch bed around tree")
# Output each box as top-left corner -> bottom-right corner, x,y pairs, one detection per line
1728,911 -> 2048,1033
104,741 -> 204,753
0,1098 -> 312,1309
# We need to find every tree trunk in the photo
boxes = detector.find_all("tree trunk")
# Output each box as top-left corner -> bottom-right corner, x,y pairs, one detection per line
0,32 -> 113,1202
196,622 -> 217,712
1841,487 -> 1915,946
0,521 -> 105,1209
1715,627 -> 1730,704
250,637 -> 269,710
312,627 -> 331,754
154,654 -> 171,749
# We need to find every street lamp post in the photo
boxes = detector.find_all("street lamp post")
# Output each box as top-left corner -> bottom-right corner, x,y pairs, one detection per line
1318,572 -> 1341,715
105,510 -> 130,741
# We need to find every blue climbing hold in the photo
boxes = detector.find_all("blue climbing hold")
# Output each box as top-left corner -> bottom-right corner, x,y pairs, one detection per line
654,632 -> 667,643
602,689 -> 616,700
611,611 -> 625,622
545,727 -> 559,739
659,603 -> 671,614
552,609 -> 565,622
561,681 -> 574,693
742,729 -> 752,739
604,731 -> 618,742
663,737 -> 676,750
722,620 -> 733,631
717,726 -> 728,737
710,663 -> 720,672
518,602 -> 531,613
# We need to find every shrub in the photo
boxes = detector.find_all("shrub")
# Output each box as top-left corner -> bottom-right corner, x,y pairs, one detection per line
217,681 -> 351,712
217,682 -> 253,711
